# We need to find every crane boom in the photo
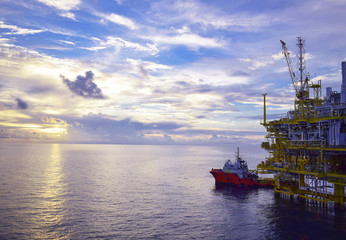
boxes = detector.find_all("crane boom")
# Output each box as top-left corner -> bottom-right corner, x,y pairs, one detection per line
280,40 -> 299,94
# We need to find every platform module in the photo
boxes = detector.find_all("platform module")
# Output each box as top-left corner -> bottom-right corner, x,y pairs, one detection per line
258,37 -> 346,206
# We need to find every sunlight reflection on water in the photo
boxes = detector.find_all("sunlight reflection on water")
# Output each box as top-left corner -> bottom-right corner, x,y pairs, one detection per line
28,144 -> 70,239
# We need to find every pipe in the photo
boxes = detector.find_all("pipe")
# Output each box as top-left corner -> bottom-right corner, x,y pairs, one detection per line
263,93 -> 267,125
341,61 -> 346,103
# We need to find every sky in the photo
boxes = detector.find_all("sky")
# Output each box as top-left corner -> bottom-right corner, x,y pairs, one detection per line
0,0 -> 346,145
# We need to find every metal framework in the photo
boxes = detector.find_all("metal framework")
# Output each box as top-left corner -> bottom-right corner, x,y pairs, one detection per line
258,38 -> 346,207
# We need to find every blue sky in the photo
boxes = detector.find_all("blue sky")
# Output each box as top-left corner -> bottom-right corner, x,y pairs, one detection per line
0,0 -> 346,145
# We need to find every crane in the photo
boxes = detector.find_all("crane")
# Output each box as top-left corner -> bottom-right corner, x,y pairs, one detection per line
280,39 -> 299,94
280,37 -> 309,100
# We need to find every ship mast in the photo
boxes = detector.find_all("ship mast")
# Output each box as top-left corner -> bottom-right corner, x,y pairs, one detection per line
235,147 -> 240,161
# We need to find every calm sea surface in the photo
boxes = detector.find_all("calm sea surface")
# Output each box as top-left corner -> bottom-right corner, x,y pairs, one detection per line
0,143 -> 345,240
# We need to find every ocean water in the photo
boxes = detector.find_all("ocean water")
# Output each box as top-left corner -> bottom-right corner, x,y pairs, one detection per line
0,143 -> 344,240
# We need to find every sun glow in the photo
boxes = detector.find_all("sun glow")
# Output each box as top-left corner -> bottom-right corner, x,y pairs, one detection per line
39,127 -> 67,135
0,122 -> 41,128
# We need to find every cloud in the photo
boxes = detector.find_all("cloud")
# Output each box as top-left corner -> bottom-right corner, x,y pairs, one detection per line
235,113 -> 283,121
59,40 -> 75,45
115,0 -> 124,5
97,12 -> 138,30
61,71 -> 106,99
35,0 -> 81,20
36,0 -> 80,11
240,52 -> 284,71
66,113 -> 183,144
125,58 -> 172,78
149,0 -> 274,32
15,98 -> 28,109
163,58 -> 251,86
1,0 -> 346,146
142,33 -> 223,50
63,113 -> 264,145
0,21 -> 45,35
59,12 -> 77,20
84,37 -> 159,55
231,70 -> 251,77
41,115 -> 67,124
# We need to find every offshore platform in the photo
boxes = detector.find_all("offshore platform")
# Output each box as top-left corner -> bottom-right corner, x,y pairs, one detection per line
257,37 -> 346,206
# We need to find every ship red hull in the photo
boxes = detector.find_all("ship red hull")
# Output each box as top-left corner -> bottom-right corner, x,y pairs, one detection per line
210,169 -> 273,187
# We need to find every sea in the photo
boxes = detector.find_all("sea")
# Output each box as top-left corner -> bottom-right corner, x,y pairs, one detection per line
0,143 -> 345,240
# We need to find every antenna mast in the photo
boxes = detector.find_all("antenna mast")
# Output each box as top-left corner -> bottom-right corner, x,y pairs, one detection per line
297,37 -> 308,94
280,37 -> 309,100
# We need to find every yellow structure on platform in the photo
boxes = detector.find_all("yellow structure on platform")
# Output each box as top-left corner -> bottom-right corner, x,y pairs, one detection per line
257,37 -> 346,206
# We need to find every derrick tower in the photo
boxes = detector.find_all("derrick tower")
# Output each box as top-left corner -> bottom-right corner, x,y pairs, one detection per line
258,37 -> 346,206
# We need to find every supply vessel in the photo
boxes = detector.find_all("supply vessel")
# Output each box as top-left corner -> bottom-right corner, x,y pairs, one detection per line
210,148 -> 273,187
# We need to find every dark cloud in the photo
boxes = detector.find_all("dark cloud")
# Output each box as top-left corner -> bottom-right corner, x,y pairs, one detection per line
15,98 -> 28,109
64,113 -> 265,145
179,128 -> 265,137
236,113 -> 284,120
28,85 -> 55,94
163,134 -> 173,142
197,87 -> 213,93
169,80 -> 261,97
176,81 -> 188,86
66,113 -> 183,144
61,71 -> 106,99
231,70 -> 251,77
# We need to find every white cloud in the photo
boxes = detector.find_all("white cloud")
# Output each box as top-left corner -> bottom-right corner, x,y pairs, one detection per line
240,51 -> 283,71
173,26 -> 190,34
115,0 -> 124,5
59,11 -> 77,20
106,37 -> 157,53
36,0 -> 80,20
150,0 -> 274,32
142,33 -> 223,50
162,58 -> 252,86
202,14 -> 272,31
184,93 -> 223,109
59,40 -> 75,45
98,12 -> 138,30
36,0 -> 80,11
83,36 -> 159,55
125,58 -> 172,71
0,21 -> 45,35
